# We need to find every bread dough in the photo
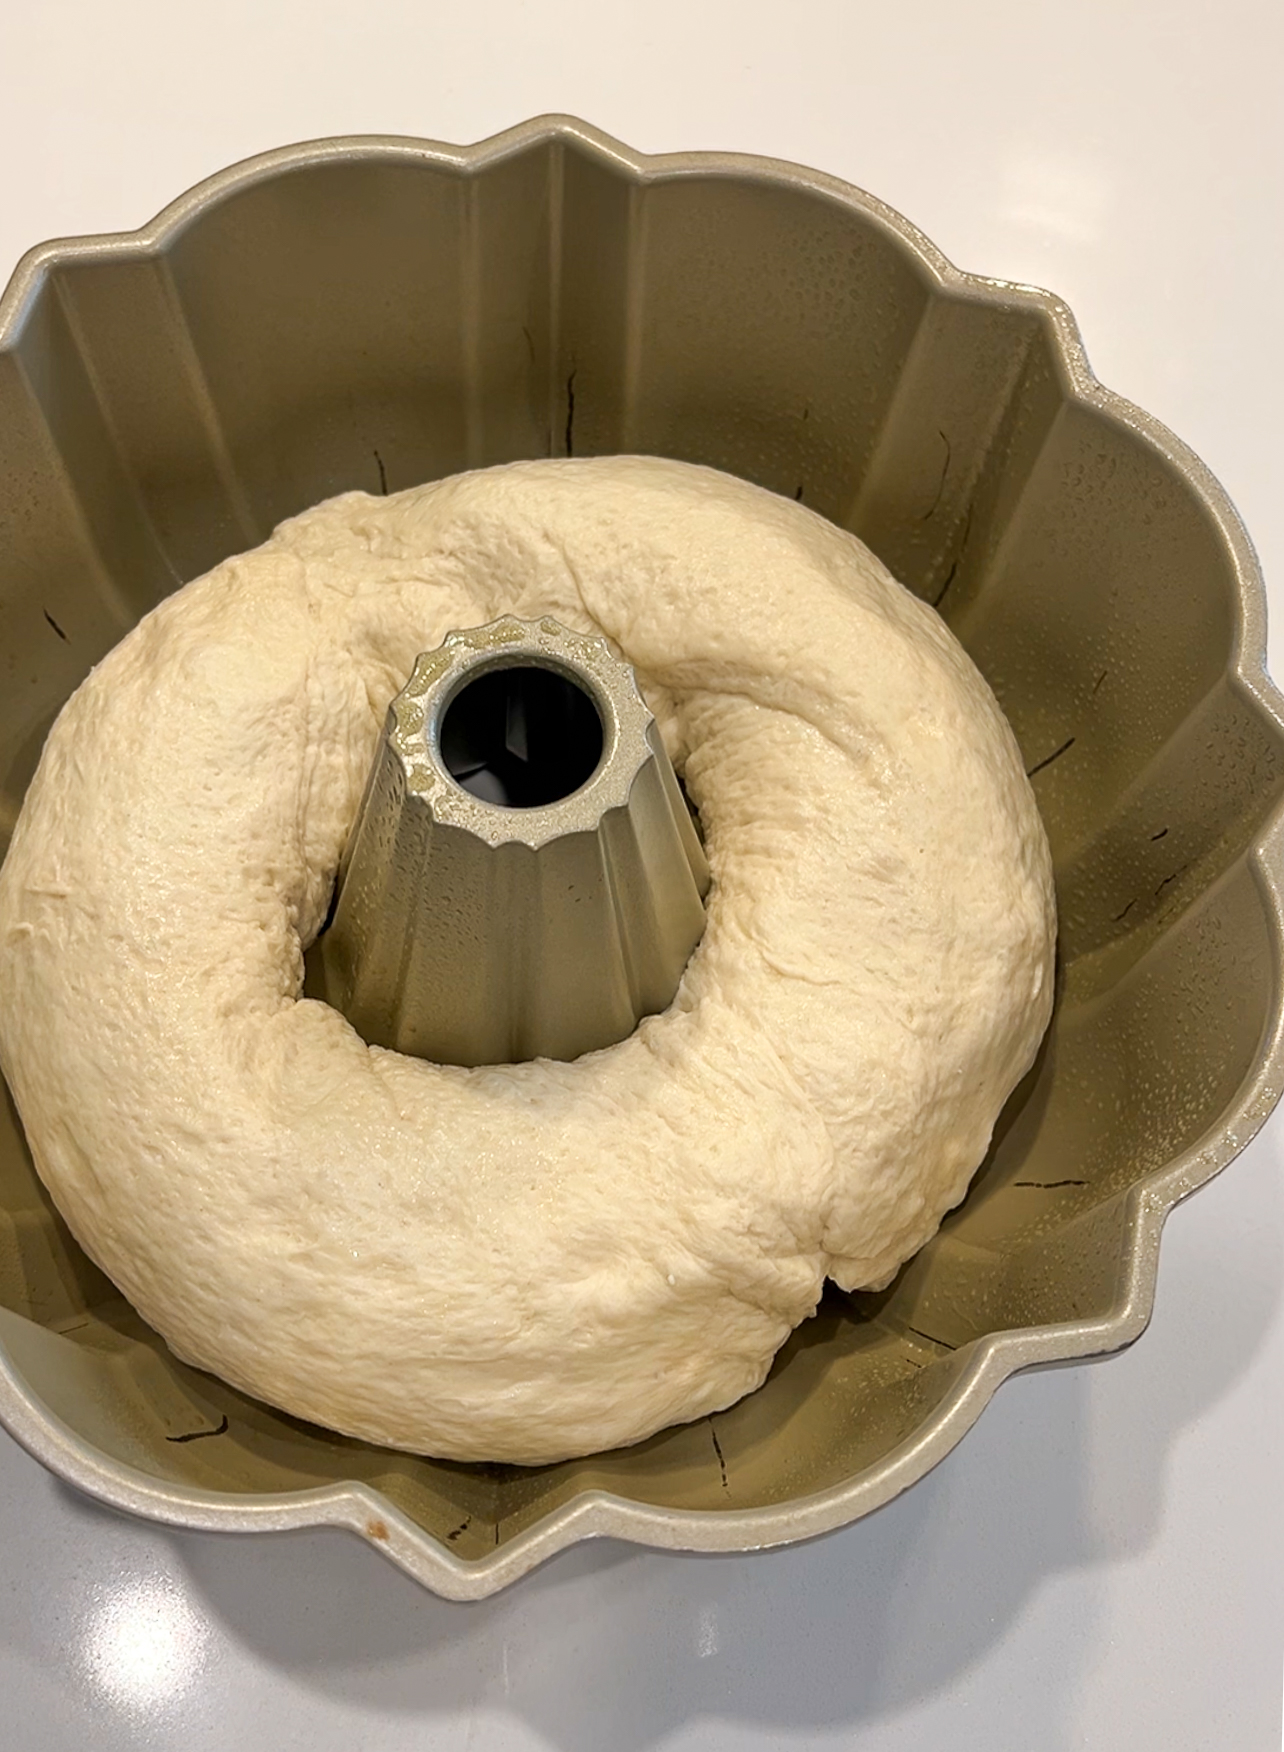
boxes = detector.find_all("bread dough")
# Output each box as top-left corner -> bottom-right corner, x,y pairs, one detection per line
0,457 -> 1055,1464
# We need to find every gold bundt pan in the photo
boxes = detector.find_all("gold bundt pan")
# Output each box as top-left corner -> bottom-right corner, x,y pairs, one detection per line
0,117 -> 1280,1599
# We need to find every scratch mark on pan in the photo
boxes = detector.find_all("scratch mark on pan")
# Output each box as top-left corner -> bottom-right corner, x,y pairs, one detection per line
1113,898 -> 1136,923
1154,863 -> 1190,899
904,1324 -> 957,1352
565,368 -> 577,457
1091,668 -> 1107,697
166,1414 -> 229,1444
794,483 -> 805,502
373,450 -> 388,496
932,556 -> 959,609
707,1418 -> 729,1490
446,1516 -> 472,1543
1013,1178 -> 1088,1189
1151,827 -> 1169,841
921,429 -> 951,522
43,610 -> 68,642
521,325 -> 536,364
1026,736 -> 1076,778
931,504 -> 972,609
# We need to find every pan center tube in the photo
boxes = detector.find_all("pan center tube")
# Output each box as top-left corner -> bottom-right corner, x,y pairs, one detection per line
440,663 -> 604,808
318,617 -> 710,1067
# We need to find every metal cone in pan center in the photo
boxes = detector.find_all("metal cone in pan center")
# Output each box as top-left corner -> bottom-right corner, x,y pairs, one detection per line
319,616 -> 711,1066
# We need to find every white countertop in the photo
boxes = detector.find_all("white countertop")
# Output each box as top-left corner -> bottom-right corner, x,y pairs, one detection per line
1,3 -> 1281,1747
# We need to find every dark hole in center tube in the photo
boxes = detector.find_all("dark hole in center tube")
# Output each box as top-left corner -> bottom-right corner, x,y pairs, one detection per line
439,665 -> 604,808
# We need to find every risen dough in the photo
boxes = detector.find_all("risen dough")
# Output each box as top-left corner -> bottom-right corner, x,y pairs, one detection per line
0,458 -> 1054,1464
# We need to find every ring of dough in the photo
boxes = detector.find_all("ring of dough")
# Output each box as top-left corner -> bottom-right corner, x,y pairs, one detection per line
0,458 -> 1055,1464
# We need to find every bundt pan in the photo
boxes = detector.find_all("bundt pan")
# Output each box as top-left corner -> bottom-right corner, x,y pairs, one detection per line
0,117 -> 1281,1601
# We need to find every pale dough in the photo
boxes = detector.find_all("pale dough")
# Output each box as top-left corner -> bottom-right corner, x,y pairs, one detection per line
0,458 -> 1055,1464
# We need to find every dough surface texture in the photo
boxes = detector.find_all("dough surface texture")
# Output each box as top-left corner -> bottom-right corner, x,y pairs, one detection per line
0,458 -> 1055,1464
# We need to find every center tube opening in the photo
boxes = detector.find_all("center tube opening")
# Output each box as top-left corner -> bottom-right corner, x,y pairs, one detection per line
439,663 -> 605,808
